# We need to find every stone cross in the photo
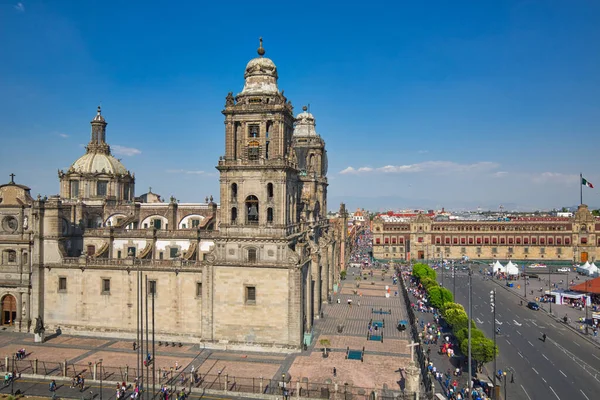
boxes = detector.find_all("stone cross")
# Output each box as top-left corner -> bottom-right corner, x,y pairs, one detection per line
9,173 -> 15,183
406,341 -> 420,363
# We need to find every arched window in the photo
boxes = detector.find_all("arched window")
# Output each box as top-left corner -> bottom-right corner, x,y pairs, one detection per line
231,207 -> 238,224
314,201 -> 321,219
267,207 -> 273,223
246,195 -> 259,224
231,183 -> 238,202
247,248 -> 257,263
267,183 -> 274,199
248,141 -> 260,161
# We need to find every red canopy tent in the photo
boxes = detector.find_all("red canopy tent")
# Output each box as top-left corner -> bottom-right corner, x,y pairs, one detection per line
570,276 -> 600,295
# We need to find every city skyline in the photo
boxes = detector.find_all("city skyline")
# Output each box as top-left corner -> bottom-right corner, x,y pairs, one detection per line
1,1 -> 599,211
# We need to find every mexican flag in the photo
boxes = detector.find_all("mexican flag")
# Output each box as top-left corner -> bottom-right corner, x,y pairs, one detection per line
582,177 -> 594,188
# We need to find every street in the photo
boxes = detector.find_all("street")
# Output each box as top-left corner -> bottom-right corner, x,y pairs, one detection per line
444,269 -> 600,400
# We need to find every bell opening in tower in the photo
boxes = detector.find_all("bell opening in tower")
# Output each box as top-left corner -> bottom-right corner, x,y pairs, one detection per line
246,195 -> 259,225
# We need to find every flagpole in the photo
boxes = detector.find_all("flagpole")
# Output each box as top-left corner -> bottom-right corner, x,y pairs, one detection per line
580,172 -> 583,206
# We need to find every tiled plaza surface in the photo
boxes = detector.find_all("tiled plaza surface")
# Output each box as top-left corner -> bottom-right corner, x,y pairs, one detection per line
1,266 -> 415,396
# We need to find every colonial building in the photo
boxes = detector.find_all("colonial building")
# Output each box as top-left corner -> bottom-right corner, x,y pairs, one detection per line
0,40 -> 345,350
372,206 -> 600,264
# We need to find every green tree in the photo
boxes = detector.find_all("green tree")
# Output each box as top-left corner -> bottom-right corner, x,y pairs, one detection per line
455,326 -> 484,344
592,209 -> 600,217
443,307 -> 469,330
439,287 -> 454,306
460,336 -> 498,371
441,302 -> 465,314
421,277 -> 438,291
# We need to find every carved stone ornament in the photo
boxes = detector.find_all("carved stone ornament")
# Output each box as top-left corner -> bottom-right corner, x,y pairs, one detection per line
286,247 -> 301,264
205,251 -> 216,263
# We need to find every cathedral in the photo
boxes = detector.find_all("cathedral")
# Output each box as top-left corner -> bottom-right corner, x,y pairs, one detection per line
0,40 -> 348,349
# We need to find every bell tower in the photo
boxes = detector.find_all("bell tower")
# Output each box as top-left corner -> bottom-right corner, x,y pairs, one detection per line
217,38 -> 298,235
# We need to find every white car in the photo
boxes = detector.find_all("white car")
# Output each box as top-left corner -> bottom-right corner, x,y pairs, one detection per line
557,267 -> 570,272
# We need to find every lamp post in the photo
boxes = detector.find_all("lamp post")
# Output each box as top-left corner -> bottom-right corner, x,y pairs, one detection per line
11,355 -> 15,395
548,267 -> 552,314
503,371 -> 507,400
468,269 -> 473,397
441,250 -> 444,288
490,289 -> 497,399
523,264 -> 527,299
453,265 -> 456,300
585,278 -> 590,334
99,359 -> 103,400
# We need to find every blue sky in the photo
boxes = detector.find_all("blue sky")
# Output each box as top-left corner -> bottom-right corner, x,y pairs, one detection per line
1,1 -> 600,211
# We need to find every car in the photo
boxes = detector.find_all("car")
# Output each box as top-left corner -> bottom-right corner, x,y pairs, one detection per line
557,267 -> 570,272
527,301 -> 540,310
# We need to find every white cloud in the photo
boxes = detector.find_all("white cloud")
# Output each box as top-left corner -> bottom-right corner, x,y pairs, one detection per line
166,169 -> 206,175
112,145 -> 141,156
530,172 -> 578,185
14,2 -> 24,12
58,133 -> 69,138
417,150 -> 429,154
340,161 -> 500,175
493,171 -> 508,177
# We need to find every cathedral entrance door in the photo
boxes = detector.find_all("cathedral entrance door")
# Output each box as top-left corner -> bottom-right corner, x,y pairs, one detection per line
1,294 -> 17,325
418,251 -> 424,260
581,252 -> 588,263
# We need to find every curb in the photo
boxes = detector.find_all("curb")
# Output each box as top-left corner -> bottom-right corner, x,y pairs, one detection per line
488,278 -> 600,349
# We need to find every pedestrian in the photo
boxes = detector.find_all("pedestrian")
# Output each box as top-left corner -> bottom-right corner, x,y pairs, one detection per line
542,333 -> 546,342
333,367 -> 337,377
510,372 -> 514,383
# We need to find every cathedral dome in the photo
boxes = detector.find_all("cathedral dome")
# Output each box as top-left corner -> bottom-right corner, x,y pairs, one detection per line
70,152 -> 129,176
293,106 -> 319,137
241,38 -> 279,95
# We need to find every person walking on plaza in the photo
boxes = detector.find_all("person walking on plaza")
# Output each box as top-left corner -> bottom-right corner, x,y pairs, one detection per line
333,367 -> 337,377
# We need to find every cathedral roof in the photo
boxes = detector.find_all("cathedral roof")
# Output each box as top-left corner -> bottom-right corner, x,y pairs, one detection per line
70,152 -> 129,176
294,106 -> 319,137
240,38 -> 279,95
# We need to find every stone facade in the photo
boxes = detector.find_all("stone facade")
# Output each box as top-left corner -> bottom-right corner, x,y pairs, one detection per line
372,206 -> 600,264
0,40 -> 344,350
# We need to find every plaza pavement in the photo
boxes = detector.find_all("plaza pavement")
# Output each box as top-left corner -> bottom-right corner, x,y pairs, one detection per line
0,266 -> 415,398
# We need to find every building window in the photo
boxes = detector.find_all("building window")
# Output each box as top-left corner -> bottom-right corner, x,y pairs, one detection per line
248,141 -> 260,161
117,250 -> 122,259
392,238 -> 397,244
97,181 -> 108,196
399,238 -> 404,244
267,207 -> 273,223
384,238 -> 389,244
445,238 -> 450,245
196,282 -> 202,297
435,238 -> 441,244
524,247 -> 529,254
392,247 -> 397,252
461,238 -> 466,244
23,252 -> 28,264
159,252 -> 163,260
267,183 -> 274,199
557,247 -> 562,254
384,246 -> 390,252
231,207 -> 238,224
508,238 -> 513,244
524,238 -> 529,245
531,238 -> 537,245
5,250 -> 16,263
86,245 -> 96,257
170,248 -> 179,258
581,237 -> 587,244
248,124 -> 260,138
191,219 -> 200,228
492,247 -> 497,254
143,223 -> 148,228
245,286 -> 256,304
102,279 -> 111,294
508,247 -> 513,253
153,219 -> 162,229
453,238 -> 458,244
468,238 -> 474,244
375,238 -> 381,244
248,248 -> 257,263
540,238 -> 545,245
246,195 -> 259,224
557,238 -> 562,245
58,277 -> 67,292
231,183 -> 238,202
128,247 -> 136,257
540,247 -> 546,254
148,280 -> 157,296
516,238 -> 521,244
500,238 -> 505,244
484,238 -> 489,244
70,180 -> 79,198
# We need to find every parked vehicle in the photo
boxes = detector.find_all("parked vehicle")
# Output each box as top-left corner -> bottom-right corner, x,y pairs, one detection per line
527,301 -> 540,310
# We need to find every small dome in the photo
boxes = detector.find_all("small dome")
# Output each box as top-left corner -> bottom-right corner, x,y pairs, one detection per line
294,107 -> 318,137
240,38 -> 279,95
70,152 -> 129,175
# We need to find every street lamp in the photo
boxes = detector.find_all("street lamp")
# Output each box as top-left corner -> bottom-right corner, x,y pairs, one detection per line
441,250 -> 444,287
468,270 -> 473,397
11,355 -> 15,395
453,265 -> 456,300
548,267 -> 552,314
99,359 -> 103,400
490,289 -> 497,399
503,371 -> 507,400
523,264 -> 527,299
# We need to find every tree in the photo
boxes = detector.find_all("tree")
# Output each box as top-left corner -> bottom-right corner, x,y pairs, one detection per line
460,336 -> 498,371
319,338 -> 331,357
421,277 -> 438,291
592,209 -> 600,217
455,326 -> 484,344
443,307 -> 469,330
439,287 -> 454,306
441,302 -> 465,314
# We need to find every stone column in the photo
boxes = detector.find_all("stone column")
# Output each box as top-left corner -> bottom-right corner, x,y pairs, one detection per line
200,263 -> 213,340
311,254 -> 321,318
404,362 -> 421,396
305,264 -> 313,331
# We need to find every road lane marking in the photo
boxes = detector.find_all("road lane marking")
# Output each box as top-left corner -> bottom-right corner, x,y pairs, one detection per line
531,320 -> 539,327
532,367 -> 539,375
528,340 -> 534,346
549,323 -> 556,328
506,339 -> 511,345
476,318 -> 484,324
542,354 -> 549,360
495,319 -> 502,325
542,377 -> 547,383
521,385 -> 533,400
559,370 -> 567,377
573,341 -> 580,347
581,390 -> 590,400
556,330 -> 564,335
518,352 -> 524,358
516,330 -> 522,335
514,320 -> 522,326
525,322 -> 531,327
593,354 -> 600,361
549,386 -> 560,400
